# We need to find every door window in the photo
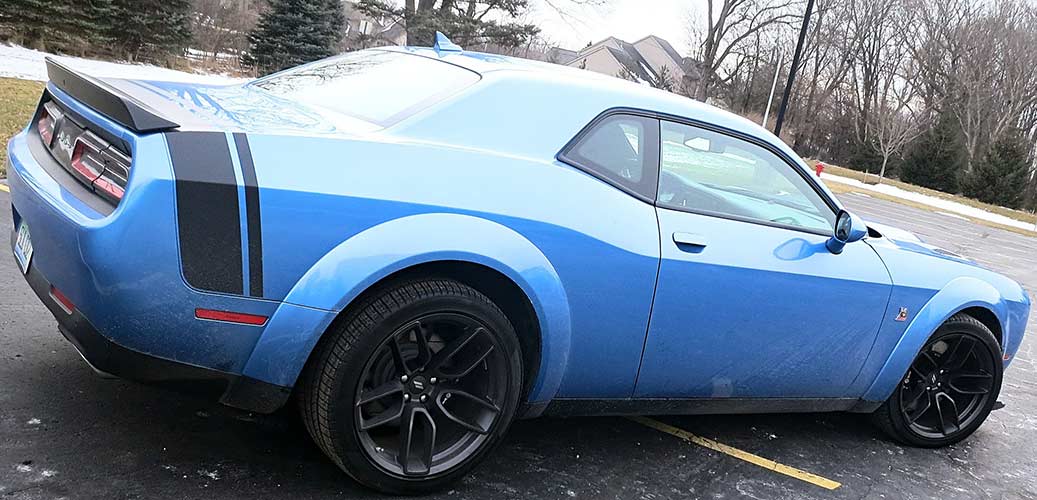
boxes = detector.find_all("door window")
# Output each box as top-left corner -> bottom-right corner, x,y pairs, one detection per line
656,120 -> 835,232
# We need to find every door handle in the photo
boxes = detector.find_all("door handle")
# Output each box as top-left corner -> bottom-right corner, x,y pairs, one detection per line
672,232 -> 708,248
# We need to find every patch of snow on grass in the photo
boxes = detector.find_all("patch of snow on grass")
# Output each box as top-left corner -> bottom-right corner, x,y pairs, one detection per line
0,44 -> 247,84
821,172 -> 1037,232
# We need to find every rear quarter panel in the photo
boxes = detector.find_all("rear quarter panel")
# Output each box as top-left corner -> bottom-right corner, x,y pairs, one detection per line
244,132 -> 661,400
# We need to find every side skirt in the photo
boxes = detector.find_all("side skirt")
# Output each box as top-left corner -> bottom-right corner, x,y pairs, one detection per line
536,397 -> 880,418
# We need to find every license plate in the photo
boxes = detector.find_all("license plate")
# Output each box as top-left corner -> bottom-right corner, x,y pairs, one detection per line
14,222 -> 33,274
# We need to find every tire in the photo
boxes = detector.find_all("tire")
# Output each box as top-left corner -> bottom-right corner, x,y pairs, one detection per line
299,279 -> 523,495
872,313 -> 1003,447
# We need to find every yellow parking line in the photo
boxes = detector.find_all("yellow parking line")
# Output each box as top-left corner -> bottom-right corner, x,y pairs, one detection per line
628,416 -> 841,490
0,183 -> 8,192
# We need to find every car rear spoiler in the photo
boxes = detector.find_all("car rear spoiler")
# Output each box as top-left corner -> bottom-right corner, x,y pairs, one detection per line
45,57 -> 180,133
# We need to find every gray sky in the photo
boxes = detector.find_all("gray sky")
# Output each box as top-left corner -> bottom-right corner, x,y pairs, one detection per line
533,0 -> 694,53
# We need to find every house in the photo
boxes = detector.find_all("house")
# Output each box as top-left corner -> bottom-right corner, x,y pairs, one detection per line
555,35 -> 697,92
341,1 -> 407,50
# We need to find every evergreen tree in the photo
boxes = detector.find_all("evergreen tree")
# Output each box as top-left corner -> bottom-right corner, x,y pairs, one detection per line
0,0 -> 113,53
900,111 -> 963,193
110,0 -> 192,62
243,0 -> 345,76
357,0 -> 537,48
959,132 -> 1031,209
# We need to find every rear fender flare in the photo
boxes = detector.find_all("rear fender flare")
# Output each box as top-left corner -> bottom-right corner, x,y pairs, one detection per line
241,213 -> 572,403
861,276 -> 1007,402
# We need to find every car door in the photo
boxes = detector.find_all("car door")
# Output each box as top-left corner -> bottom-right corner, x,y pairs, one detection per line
633,119 -> 893,399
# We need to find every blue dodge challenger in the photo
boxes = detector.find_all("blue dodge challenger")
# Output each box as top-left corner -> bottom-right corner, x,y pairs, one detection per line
7,34 -> 1031,494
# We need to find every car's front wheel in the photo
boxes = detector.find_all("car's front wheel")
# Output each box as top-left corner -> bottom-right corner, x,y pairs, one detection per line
873,313 -> 1002,447
299,279 -> 523,494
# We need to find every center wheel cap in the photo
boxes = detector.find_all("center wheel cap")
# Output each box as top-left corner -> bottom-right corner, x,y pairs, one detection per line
407,375 -> 429,395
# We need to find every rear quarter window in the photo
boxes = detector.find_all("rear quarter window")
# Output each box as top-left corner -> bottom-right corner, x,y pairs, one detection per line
250,50 -> 480,127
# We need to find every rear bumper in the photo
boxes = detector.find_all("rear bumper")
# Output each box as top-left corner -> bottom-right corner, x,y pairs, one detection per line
8,128 -> 293,413
16,252 -> 291,413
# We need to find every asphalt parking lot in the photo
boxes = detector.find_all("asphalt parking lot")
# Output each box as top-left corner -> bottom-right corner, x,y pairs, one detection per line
2,186 -> 1036,500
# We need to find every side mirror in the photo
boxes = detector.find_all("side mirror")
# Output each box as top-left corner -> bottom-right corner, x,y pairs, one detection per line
826,210 -> 868,254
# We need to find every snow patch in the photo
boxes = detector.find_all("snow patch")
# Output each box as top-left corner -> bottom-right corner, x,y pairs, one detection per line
0,44 -> 247,84
40,470 -> 57,478
26,418 -> 41,425
821,173 -> 1037,232
15,464 -> 32,473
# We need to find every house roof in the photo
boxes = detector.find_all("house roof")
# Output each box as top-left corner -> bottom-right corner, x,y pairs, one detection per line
604,45 -> 657,84
632,35 -> 685,69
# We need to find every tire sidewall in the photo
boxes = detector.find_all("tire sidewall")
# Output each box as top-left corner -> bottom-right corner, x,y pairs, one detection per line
325,285 -> 523,494
887,317 -> 1003,447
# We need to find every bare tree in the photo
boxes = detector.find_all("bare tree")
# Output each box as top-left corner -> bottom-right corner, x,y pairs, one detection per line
687,0 -> 800,102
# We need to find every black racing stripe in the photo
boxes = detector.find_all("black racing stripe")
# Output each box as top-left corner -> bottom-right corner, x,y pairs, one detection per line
167,131 -> 243,295
233,133 -> 264,297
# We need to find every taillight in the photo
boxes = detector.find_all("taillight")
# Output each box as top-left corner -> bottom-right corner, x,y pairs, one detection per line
36,102 -> 61,146
70,134 -> 105,183
69,131 -> 130,203
95,147 -> 130,203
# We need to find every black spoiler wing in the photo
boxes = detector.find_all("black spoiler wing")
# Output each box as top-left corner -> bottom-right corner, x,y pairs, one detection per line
45,57 -> 179,133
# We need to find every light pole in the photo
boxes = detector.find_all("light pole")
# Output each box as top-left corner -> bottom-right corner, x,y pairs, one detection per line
773,0 -> 815,138
762,48 -> 782,127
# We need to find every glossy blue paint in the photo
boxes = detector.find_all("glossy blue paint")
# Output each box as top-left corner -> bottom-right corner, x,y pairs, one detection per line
7,46 -> 1029,413
636,207 -> 892,398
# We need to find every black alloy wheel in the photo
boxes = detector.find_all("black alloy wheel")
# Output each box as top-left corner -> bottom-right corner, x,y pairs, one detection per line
354,312 -> 509,477
299,279 -> 523,495
873,313 -> 1003,447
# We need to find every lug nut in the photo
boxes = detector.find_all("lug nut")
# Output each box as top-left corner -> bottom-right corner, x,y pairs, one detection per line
401,375 -> 409,383
420,395 -> 428,403
430,377 -> 437,385
403,394 -> 410,401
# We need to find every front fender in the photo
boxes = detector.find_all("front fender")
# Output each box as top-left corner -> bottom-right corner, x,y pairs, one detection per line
240,213 -> 573,403
861,276 -> 1008,402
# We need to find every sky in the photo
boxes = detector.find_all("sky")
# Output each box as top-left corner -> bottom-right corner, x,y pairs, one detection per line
532,0 -> 695,54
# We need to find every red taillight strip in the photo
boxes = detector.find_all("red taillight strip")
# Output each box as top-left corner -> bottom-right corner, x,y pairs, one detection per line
71,136 -> 104,182
194,308 -> 268,326
49,286 -> 75,314
37,110 -> 54,145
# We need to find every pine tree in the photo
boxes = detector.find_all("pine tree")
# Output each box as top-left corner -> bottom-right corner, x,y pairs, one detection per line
959,132 -> 1031,209
0,0 -> 112,53
110,0 -> 192,62
244,0 -> 345,76
0,0 -> 54,49
900,111 -> 963,193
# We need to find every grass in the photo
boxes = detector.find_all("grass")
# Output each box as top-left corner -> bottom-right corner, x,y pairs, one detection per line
0,78 -> 45,177
807,159 -> 1037,229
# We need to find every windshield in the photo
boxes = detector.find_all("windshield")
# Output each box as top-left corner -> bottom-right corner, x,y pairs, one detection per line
250,50 -> 480,127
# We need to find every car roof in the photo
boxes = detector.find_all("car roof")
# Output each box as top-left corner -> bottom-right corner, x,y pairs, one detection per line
382,46 -> 790,155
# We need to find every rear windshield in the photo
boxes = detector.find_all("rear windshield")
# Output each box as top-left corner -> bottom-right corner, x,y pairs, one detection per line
249,50 -> 480,127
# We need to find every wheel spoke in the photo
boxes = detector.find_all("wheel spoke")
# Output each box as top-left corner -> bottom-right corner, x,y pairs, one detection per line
914,352 -> 939,379
414,322 -> 432,367
947,372 -> 993,395
942,336 -> 976,371
436,389 -> 501,434
934,392 -> 961,436
398,405 -> 436,476
905,391 -> 933,424
359,401 -> 403,430
903,382 -> 928,410
389,337 -> 412,375
357,380 -> 404,406
426,327 -> 493,377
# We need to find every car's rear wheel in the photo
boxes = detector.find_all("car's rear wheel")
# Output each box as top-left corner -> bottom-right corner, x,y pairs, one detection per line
873,314 -> 1002,447
299,279 -> 523,495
